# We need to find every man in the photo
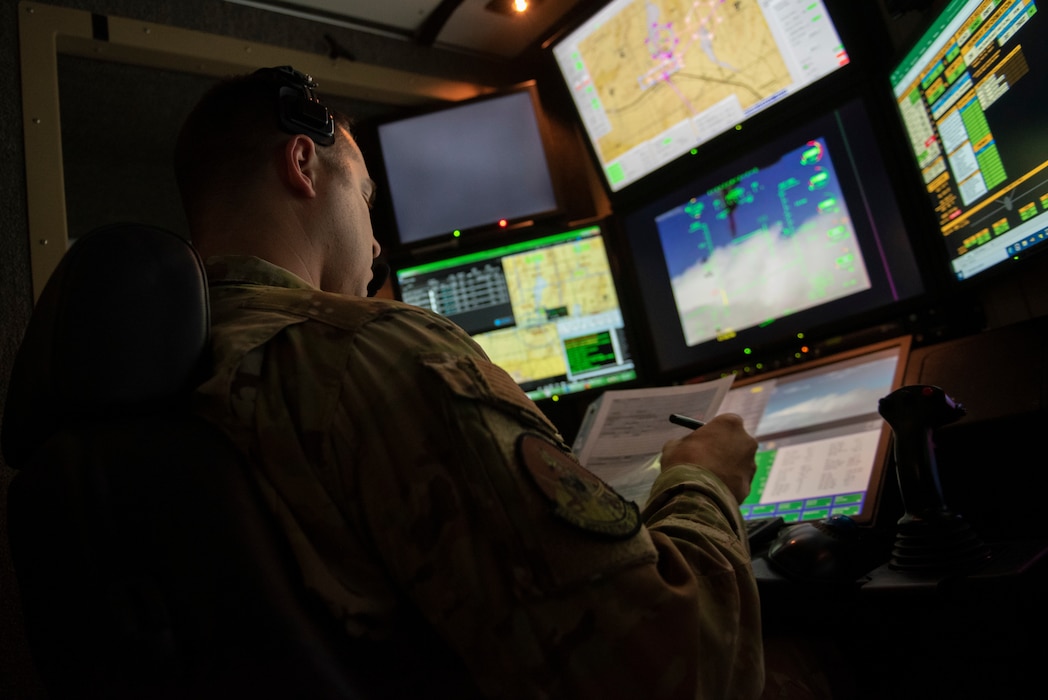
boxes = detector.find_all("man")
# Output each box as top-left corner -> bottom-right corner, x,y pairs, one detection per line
174,66 -> 765,699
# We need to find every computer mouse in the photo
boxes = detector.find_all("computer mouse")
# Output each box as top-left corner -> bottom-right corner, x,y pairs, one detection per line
765,514 -> 863,583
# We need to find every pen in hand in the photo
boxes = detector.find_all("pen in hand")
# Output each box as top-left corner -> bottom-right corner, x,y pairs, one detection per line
669,413 -> 706,430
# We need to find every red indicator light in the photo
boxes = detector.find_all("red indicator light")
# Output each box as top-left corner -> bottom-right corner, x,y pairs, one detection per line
499,219 -> 508,228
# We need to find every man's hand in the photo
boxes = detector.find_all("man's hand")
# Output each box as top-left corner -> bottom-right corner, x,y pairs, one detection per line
660,413 -> 757,503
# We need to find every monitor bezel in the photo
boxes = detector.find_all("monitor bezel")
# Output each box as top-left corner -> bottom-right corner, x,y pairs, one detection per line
884,0 -> 1048,292
611,90 -> 929,385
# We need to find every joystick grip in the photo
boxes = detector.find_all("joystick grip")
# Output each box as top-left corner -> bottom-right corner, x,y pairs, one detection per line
878,385 -> 989,572
877,385 -> 964,519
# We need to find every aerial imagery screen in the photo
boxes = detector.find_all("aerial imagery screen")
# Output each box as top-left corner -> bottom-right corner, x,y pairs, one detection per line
654,135 -> 871,348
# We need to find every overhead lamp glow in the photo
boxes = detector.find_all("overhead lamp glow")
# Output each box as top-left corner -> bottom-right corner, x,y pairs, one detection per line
485,0 -> 541,16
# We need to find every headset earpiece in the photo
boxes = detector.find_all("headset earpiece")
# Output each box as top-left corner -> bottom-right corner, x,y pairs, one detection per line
257,65 -> 336,146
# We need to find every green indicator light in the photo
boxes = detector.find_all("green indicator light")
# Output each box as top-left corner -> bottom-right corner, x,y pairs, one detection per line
735,124 -> 743,131
827,225 -> 849,240
453,230 -> 461,238
690,148 -> 698,155
809,172 -> 829,189
397,225 -> 601,278
743,348 -> 752,355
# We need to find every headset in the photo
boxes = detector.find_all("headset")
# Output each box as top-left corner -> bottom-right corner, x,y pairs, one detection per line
255,65 -> 336,147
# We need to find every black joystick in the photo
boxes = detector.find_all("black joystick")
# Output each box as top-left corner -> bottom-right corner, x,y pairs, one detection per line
877,385 -> 991,573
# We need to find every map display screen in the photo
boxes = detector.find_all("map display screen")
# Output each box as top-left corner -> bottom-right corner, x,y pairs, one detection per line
393,225 -> 638,401
552,0 -> 850,192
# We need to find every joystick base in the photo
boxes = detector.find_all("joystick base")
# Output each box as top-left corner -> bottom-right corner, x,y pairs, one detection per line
889,513 -> 991,573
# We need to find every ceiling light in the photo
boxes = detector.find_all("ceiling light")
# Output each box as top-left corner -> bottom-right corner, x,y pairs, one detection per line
485,0 -> 540,15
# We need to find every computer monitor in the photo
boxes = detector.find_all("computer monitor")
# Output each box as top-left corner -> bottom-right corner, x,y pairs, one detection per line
550,0 -> 852,194
618,95 -> 925,380
375,83 -> 560,249
888,0 -> 1048,283
718,335 -> 911,525
391,223 -> 638,401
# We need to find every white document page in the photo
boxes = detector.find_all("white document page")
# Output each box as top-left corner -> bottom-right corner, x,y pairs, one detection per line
572,376 -> 735,505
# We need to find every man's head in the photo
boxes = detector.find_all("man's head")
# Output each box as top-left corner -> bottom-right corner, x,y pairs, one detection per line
174,66 -> 380,297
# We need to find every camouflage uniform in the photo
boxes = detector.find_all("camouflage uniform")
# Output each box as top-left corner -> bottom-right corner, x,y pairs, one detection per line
195,255 -> 765,699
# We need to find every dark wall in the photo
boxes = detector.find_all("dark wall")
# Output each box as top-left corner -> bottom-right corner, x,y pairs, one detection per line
1,1 -> 36,694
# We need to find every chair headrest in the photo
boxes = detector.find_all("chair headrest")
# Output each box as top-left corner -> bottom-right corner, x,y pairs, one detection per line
2,223 -> 210,468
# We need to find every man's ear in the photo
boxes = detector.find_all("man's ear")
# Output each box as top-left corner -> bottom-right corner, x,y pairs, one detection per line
282,134 -> 320,198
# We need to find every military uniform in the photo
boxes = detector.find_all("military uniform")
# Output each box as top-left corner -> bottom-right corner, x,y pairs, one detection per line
195,255 -> 765,699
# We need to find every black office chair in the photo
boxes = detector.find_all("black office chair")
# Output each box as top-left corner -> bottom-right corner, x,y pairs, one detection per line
1,223 -> 367,699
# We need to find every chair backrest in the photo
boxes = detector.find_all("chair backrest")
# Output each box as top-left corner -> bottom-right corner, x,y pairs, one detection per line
1,224 -> 367,699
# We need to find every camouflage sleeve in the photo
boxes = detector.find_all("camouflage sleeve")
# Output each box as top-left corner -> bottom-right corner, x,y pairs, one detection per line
337,306 -> 764,700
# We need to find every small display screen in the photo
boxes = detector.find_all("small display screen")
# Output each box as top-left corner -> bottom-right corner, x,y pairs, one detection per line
393,224 -> 638,401
722,338 -> 910,525
377,87 -> 559,247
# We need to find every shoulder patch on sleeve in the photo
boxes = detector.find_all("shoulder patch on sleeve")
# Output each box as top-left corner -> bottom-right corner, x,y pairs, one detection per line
517,433 -> 640,540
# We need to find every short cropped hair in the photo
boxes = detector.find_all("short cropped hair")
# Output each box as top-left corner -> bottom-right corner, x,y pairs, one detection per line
174,68 -> 352,220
